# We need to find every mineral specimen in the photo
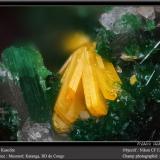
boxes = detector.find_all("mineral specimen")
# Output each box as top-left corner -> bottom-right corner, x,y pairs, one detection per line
97,6 -> 157,60
70,6 -> 160,141
2,44 -> 60,123
53,34 -> 121,133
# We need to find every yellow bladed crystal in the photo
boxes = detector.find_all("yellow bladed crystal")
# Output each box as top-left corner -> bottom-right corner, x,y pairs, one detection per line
66,50 -> 84,101
53,113 -> 70,133
53,36 -> 122,133
82,47 -> 107,117
95,54 -> 121,100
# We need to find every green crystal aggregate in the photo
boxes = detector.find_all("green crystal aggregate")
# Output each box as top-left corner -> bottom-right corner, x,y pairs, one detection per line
96,12 -> 157,62
2,44 -> 60,123
113,13 -> 143,33
96,28 -> 116,61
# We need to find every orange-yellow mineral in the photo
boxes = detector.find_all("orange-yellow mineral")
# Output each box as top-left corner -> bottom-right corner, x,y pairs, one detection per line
53,33 -> 121,133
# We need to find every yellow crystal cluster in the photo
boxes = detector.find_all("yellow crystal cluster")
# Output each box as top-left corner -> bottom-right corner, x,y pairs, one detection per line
52,33 -> 121,133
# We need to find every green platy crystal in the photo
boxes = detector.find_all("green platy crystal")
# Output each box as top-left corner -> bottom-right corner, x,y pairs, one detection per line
2,44 -> 60,122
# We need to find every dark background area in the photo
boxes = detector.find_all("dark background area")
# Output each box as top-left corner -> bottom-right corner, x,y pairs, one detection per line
0,6 -> 105,71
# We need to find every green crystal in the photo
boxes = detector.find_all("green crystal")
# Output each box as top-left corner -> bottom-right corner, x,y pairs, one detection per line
115,13 -> 143,32
96,27 -> 116,61
144,19 -> 156,31
2,44 -> 59,123
2,44 -> 51,78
